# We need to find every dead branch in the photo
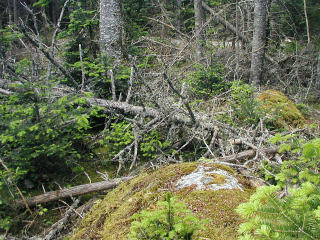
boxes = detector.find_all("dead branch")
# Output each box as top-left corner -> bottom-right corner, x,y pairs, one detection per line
0,158 -> 32,214
17,177 -> 133,207
216,146 -> 279,163
18,24 -> 79,87
43,199 -> 80,240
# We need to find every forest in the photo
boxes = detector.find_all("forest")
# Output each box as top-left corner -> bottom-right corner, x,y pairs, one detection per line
0,0 -> 320,239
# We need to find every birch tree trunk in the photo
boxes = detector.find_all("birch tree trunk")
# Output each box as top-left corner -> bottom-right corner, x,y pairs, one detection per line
194,0 -> 205,62
250,0 -> 268,86
99,0 -> 123,59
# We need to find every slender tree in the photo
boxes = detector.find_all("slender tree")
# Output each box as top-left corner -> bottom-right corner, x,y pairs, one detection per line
250,0 -> 268,86
13,0 -> 18,24
99,0 -> 123,59
303,0 -> 311,43
194,0 -> 205,62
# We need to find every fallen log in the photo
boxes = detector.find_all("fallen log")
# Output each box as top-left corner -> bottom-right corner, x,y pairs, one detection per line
17,176 -> 133,207
217,146 -> 279,162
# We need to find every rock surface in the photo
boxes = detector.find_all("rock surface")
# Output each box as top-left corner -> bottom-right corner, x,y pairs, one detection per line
71,162 -> 254,240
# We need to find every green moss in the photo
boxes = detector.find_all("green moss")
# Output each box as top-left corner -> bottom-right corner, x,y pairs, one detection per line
209,173 -> 227,184
71,162 -> 253,240
256,90 -> 305,127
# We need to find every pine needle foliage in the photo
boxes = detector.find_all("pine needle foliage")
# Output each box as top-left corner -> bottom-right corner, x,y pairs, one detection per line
128,192 -> 206,240
237,183 -> 320,240
237,137 -> 320,240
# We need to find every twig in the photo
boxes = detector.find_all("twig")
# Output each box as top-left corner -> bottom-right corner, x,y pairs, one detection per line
163,72 -> 196,124
44,199 -> 80,240
0,158 -> 32,214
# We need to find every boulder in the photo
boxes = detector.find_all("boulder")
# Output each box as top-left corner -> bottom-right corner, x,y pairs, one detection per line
257,90 -> 305,127
71,162 -> 254,240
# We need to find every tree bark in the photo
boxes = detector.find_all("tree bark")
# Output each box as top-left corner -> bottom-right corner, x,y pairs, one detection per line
194,0 -> 205,62
176,0 -> 182,31
13,0 -> 18,24
316,52 -> 320,89
99,0 -> 123,59
303,0 -> 311,43
17,177 -> 133,207
250,0 -> 268,86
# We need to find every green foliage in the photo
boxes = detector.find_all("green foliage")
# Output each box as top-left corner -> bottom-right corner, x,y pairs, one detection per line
98,120 -> 171,161
271,0 -> 320,41
122,0 -> 151,41
140,130 -> 171,159
32,0 -> 50,7
228,82 -> 264,125
237,183 -> 320,240
58,1 -> 99,65
237,136 -> 320,240
268,135 -> 320,186
0,27 -> 23,50
102,121 -> 135,158
185,63 -> 228,99
128,192 -> 206,240
0,86 -> 97,183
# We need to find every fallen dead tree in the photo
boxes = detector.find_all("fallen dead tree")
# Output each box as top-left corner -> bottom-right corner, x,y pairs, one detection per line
17,176 -> 133,207
217,146 -> 279,163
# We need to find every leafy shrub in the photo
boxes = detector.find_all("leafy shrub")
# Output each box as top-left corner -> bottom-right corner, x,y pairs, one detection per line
128,192 -> 206,240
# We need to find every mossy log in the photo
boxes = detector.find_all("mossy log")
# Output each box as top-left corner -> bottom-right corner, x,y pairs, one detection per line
17,177 -> 133,207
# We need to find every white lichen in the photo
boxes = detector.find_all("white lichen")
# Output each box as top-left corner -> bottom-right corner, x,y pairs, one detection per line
175,165 -> 243,191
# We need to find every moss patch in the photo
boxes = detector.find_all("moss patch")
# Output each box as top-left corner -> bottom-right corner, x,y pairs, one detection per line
256,90 -> 305,127
71,162 -> 253,240
209,173 -> 227,184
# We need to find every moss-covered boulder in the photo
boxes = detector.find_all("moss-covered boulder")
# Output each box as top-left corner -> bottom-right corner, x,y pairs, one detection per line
257,90 -> 305,127
71,162 -> 254,240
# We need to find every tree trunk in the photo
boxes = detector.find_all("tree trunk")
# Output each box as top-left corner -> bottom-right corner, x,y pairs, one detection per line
303,0 -> 311,43
250,0 -> 268,86
7,0 -> 12,24
269,0 -> 280,46
13,0 -> 18,24
176,0 -> 182,31
194,0 -> 205,62
99,0 -> 123,60
316,52 -> 320,89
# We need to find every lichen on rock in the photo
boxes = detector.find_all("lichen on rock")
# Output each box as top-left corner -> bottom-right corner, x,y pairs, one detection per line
71,162 -> 253,240
175,165 -> 243,191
